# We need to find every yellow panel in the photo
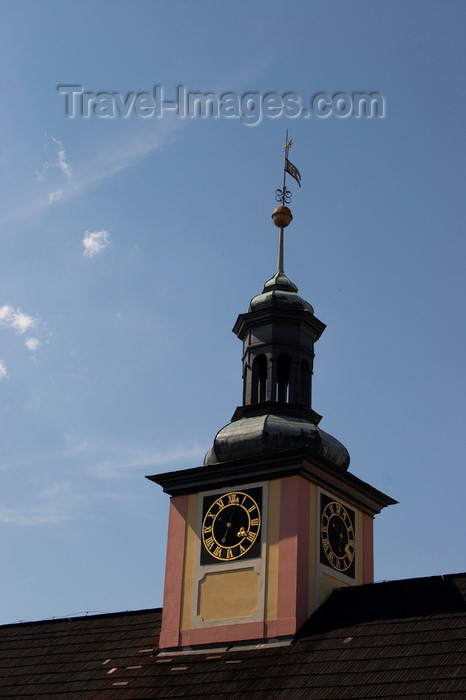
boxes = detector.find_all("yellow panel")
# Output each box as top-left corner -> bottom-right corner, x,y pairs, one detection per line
180,493 -> 198,629
265,479 -> 281,620
198,569 -> 260,621
319,573 -> 349,605
356,509 -> 363,584
308,482 -> 317,615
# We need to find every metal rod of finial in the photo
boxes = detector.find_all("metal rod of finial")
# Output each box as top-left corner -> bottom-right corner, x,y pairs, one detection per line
277,227 -> 284,273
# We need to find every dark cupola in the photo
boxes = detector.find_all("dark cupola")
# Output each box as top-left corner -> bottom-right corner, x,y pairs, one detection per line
204,140 -> 349,469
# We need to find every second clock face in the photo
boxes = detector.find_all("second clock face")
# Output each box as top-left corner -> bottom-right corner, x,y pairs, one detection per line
320,494 -> 356,577
201,488 -> 262,563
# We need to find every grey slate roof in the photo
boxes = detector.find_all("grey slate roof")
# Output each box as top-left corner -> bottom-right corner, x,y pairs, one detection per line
1,573 -> 465,699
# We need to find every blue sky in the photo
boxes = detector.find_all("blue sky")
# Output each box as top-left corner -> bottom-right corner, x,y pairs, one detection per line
0,0 -> 464,624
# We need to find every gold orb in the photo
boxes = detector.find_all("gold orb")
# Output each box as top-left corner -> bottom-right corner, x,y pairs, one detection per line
271,205 -> 293,228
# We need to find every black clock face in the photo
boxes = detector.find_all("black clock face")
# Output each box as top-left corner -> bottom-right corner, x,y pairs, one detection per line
201,488 -> 262,564
320,494 -> 355,577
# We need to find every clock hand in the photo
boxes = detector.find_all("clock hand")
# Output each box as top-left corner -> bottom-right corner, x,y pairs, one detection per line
216,515 -> 234,543
221,520 -> 233,543
331,519 -> 346,554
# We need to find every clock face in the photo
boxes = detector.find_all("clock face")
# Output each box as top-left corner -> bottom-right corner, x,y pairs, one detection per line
320,494 -> 355,577
201,488 -> 262,563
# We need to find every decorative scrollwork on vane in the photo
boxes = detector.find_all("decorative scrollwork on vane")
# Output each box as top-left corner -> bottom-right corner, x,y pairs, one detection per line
275,187 -> 292,204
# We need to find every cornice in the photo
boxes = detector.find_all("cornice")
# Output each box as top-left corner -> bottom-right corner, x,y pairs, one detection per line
147,447 -> 397,516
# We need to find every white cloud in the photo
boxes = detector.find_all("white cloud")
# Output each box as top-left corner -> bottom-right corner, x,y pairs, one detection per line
0,308 -> 41,374
90,444 -> 206,479
25,338 -> 40,351
0,305 -> 35,334
48,189 -> 63,203
82,229 -> 110,258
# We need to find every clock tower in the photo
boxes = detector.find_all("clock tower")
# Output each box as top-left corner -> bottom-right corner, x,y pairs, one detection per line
148,141 -> 396,650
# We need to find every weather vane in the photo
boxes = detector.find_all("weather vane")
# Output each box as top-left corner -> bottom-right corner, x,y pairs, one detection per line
270,131 -> 302,280
275,129 -> 302,206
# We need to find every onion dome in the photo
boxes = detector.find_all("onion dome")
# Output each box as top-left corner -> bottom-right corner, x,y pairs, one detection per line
204,403 -> 350,469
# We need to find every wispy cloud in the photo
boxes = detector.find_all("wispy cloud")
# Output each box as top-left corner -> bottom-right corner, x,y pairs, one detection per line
0,305 -> 36,334
37,136 -> 73,183
0,506 -> 71,527
90,444 -> 206,479
0,360 -> 7,381
48,189 -> 63,203
82,229 -> 110,258
0,471 -> 103,529
0,438 -> 204,533
1,117 -> 184,228
38,482 -> 71,499
52,137 -> 73,178
44,123 -> 180,210
60,120 -> 184,212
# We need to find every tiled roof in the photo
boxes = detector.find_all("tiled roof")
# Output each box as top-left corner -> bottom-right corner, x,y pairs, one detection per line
1,573 -> 465,699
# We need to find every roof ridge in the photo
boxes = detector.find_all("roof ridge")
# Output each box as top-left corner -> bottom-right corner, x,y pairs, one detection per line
0,607 -> 162,629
